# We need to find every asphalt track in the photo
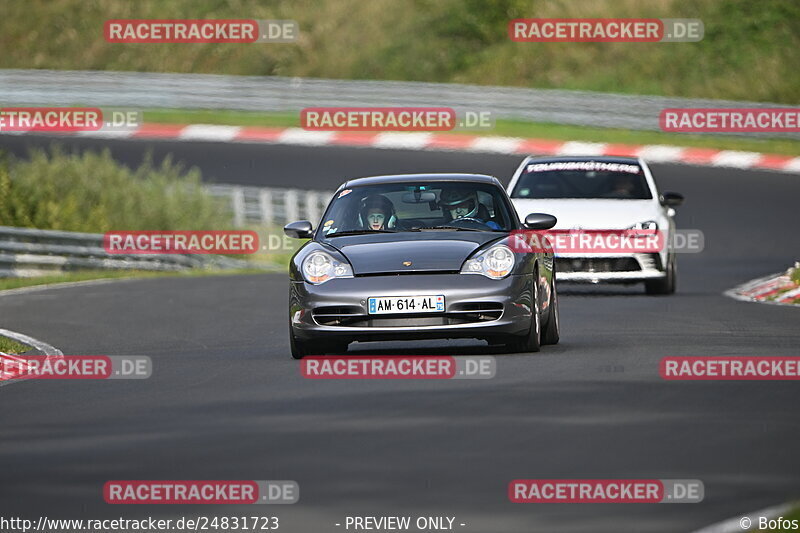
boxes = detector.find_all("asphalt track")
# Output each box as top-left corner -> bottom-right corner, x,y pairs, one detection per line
1,134 -> 799,533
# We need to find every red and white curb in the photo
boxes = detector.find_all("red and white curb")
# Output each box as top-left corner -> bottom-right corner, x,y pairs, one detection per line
725,263 -> 800,306
0,327 -> 63,387
0,352 -> 27,381
4,123 -> 799,174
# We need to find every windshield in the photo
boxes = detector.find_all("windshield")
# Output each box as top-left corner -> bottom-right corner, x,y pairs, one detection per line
511,160 -> 653,200
318,181 -> 514,237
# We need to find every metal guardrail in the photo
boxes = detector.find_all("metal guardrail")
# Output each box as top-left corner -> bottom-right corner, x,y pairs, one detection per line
207,185 -> 333,227
1,69 -> 796,138
0,226 -> 250,277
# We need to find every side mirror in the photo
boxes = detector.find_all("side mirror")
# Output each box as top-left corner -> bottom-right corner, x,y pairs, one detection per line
524,213 -> 557,230
284,220 -> 313,239
660,192 -> 684,208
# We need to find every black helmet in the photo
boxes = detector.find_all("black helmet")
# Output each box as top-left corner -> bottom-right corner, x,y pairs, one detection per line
439,188 -> 479,219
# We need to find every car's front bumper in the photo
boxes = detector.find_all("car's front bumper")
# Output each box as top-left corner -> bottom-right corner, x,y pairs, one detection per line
556,253 -> 665,283
290,273 -> 533,342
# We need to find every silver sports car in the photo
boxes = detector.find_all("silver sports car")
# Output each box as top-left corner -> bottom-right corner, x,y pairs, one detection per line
285,174 -> 559,358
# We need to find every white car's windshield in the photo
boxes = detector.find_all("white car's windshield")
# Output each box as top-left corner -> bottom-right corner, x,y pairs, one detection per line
512,161 -> 652,200
319,182 -> 514,237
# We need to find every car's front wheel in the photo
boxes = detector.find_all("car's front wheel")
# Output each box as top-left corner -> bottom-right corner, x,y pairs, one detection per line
645,253 -> 676,295
541,269 -> 560,345
289,325 -> 348,359
504,273 -> 542,353
289,326 -> 311,359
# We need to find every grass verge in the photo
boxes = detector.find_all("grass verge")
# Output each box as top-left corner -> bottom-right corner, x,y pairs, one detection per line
0,335 -> 30,355
791,266 -> 800,285
142,108 -> 800,157
0,267 -> 280,293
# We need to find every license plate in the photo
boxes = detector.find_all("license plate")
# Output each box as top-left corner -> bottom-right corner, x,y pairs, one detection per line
368,295 -> 445,314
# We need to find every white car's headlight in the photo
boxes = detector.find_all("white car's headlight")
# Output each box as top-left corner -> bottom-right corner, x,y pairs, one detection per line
461,244 -> 515,279
629,220 -> 659,232
302,251 -> 353,284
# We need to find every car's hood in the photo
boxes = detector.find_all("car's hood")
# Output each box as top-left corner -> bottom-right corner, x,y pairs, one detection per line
326,232 -> 503,275
512,199 -> 660,229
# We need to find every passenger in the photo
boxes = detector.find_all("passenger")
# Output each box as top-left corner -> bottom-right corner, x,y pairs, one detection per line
359,194 -> 396,230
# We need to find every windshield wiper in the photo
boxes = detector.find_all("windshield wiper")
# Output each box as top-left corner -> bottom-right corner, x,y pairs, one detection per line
325,229 -> 397,237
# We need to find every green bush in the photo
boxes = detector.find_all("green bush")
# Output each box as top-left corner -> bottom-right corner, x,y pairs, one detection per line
0,147 -> 232,232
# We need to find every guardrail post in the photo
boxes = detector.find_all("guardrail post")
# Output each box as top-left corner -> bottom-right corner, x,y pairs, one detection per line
259,189 -> 274,226
305,190 -> 320,226
231,187 -> 246,227
284,189 -> 299,224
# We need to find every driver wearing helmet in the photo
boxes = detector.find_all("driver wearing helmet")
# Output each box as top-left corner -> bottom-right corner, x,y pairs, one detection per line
604,173 -> 638,198
358,194 -> 397,230
439,188 -> 500,229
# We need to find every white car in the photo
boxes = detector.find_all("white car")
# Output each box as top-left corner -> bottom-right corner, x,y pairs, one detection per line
507,156 -> 683,295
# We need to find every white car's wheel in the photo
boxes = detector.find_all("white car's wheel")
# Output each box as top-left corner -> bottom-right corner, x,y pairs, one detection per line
645,254 -> 676,295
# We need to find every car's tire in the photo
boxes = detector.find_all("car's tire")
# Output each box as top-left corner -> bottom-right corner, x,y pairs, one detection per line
541,270 -> 560,345
327,340 -> 350,354
645,253 -> 676,295
289,325 -> 310,359
504,271 -> 542,353
289,325 -> 348,359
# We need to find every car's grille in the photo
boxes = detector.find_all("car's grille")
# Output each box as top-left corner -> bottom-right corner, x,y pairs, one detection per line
641,253 -> 663,271
311,306 -> 363,326
311,302 -> 503,327
556,257 -> 641,273
354,270 -> 460,277
449,302 -> 504,321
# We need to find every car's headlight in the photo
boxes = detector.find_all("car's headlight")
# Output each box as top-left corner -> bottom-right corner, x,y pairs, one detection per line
301,251 -> 353,284
629,220 -> 659,232
461,244 -> 515,279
